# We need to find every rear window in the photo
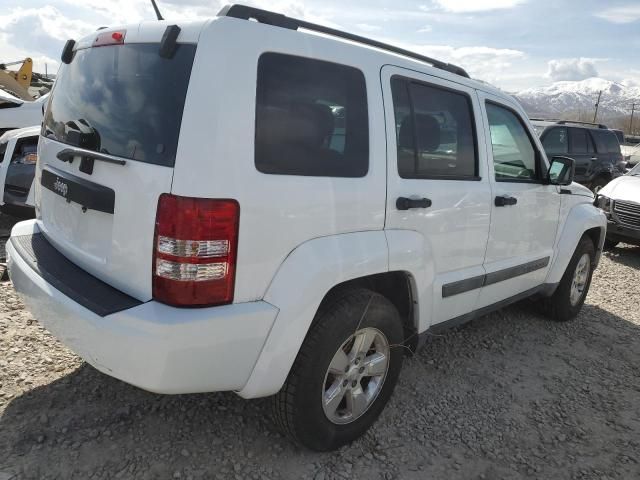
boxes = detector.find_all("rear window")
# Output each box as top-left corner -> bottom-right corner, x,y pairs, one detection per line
43,43 -> 196,167
255,53 -> 369,177
591,130 -> 621,153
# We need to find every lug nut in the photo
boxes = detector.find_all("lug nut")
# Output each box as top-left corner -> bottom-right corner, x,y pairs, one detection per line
351,380 -> 357,388
359,367 -> 365,373
355,358 -> 360,365
343,379 -> 348,387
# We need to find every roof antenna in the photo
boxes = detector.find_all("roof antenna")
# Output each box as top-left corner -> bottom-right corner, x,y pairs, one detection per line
150,0 -> 164,20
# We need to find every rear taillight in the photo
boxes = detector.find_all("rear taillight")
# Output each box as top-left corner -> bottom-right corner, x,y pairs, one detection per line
153,194 -> 240,307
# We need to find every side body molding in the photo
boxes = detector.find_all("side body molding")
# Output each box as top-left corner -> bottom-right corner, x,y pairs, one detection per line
237,231 -> 389,399
546,202 -> 606,285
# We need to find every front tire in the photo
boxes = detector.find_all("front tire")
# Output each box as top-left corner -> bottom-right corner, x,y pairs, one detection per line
544,236 -> 595,322
272,289 -> 404,451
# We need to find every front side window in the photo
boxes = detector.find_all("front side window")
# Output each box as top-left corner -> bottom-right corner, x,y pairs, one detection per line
255,53 -> 368,177
391,77 -> 477,179
542,127 -> 568,155
486,103 -> 538,181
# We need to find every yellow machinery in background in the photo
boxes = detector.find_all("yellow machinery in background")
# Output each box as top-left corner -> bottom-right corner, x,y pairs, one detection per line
0,58 -> 35,101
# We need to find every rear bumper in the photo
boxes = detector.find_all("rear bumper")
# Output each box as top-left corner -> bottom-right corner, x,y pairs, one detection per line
7,220 -> 279,394
606,220 -> 640,245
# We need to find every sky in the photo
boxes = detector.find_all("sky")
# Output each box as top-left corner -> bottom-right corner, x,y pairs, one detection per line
0,0 -> 639,92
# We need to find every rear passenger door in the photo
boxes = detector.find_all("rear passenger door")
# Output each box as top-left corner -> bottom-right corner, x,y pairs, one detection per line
382,66 -> 492,327
476,92 -> 561,307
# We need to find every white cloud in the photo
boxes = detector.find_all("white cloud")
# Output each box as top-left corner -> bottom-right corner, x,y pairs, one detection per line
386,39 -> 526,86
417,25 -> 433,33
355,23 -> 382,33
546,58 -> 600,82
0,6 -> 96,73
433,0 -> 526,13
595,5 -> 640,24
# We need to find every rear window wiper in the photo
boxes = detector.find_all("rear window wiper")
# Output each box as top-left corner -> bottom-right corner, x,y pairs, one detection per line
56,147 -> 127,166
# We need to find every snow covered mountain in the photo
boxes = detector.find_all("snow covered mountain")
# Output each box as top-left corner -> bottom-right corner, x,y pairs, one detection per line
513,78 -> 640,120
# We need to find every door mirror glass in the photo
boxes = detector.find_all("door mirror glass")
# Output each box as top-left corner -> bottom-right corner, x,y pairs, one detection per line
548,156 -> 575,185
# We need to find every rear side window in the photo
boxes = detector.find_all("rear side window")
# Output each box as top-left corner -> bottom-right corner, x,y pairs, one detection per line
43,43 -> 197,167
391,77 -> 477,179
542,127 -> 568,154
255,53 -> 368,177
569,128 -> 593,154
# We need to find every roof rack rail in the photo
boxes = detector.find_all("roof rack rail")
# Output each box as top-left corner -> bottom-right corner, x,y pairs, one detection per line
217,4 -> 471,79
556,120 -> 608,129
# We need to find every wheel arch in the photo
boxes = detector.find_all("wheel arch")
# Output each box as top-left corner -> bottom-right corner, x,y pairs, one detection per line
546,203 -> 606,285
236,231 -> 425,399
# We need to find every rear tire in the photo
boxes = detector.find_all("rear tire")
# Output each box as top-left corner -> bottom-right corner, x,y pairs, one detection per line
272,289 -> 404,451
543,236 -> 595,322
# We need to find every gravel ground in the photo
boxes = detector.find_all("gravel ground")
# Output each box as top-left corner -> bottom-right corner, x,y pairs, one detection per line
0,212 -> 639,479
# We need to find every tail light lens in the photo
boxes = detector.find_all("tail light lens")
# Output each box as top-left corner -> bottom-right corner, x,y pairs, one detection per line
153,194 -> 240,307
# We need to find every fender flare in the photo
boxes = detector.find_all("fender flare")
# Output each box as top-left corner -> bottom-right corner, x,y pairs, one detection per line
236,230 -> 389,399
546,203 -> 606,285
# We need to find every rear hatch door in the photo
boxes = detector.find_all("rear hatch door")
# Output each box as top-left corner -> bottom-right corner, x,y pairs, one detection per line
36,26 -> 198,300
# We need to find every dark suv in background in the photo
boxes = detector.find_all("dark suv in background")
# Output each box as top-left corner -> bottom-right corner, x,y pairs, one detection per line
531,120 -> 626,192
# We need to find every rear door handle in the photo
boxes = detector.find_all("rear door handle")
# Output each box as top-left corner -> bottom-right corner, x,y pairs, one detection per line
396,197 -> 432,210
495,195 -> 517,207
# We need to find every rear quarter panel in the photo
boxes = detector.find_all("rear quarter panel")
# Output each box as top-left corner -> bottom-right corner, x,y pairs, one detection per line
171,18 -> 388,303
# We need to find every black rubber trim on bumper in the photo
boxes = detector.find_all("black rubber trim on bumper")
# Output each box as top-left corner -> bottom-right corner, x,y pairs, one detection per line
10,233 -> 142,317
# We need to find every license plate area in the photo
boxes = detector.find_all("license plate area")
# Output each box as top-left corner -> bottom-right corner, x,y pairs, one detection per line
41,165 -> 115,214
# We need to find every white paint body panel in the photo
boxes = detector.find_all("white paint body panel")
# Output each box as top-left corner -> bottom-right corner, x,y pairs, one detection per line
172,18 -> 387,302
0,93 -> 47,131
36,136 -> 174,301
598,174 -> 640,203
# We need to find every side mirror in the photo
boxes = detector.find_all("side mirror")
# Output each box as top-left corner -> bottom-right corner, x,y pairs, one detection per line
548,156 -> 575,186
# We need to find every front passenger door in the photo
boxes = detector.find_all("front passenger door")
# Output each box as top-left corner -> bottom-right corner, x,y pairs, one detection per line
476,93 -> 561,308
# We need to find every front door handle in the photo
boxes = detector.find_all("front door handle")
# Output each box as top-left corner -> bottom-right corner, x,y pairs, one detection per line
396,197 -> 432,210
495,195 -> 517,207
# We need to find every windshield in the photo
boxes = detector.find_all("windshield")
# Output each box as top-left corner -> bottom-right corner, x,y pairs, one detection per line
43,43 -> 196,167
629,163 -> 640,176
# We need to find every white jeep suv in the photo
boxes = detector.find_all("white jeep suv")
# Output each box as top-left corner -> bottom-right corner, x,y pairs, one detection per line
7,5 -> 606,451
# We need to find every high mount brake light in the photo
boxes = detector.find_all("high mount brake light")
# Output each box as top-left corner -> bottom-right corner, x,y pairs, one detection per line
153,194 -> 240,307
93,30 -> 126,47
